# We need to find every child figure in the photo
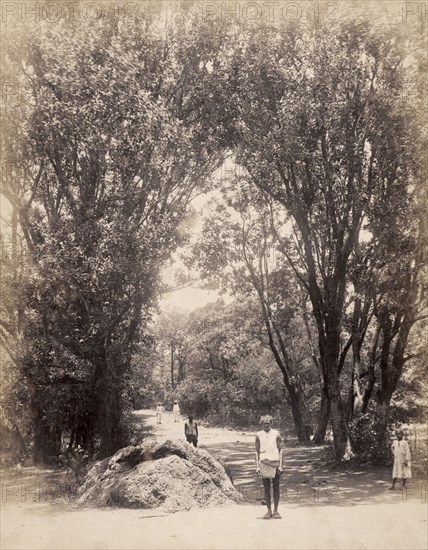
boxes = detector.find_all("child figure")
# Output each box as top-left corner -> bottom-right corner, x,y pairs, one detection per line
389,429 -> 412,490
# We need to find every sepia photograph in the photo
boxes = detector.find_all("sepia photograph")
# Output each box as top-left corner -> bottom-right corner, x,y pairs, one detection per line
0,1 -> 427,549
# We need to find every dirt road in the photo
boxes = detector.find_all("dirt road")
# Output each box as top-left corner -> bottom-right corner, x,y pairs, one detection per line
1,410 -> 427,549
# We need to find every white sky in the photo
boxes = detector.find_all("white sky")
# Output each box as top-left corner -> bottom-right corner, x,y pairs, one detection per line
158,285 -> 226,311
158,183 -> 228,312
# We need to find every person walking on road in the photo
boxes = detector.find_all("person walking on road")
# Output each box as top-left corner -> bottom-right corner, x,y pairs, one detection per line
173,400 -> 181,422
255,415 -> 283,519
185,415 -> 198,447
155,403 -> 164,425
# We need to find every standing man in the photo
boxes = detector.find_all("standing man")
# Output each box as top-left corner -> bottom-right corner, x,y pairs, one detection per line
255,415 -> 283,519
173,400 -> 181,422
185,415 -> 198,447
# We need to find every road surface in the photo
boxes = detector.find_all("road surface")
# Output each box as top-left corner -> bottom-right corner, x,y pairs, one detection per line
1,409 -> 426,549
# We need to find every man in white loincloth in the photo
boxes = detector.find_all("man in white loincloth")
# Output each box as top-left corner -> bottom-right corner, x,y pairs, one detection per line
255,415 -> 283,519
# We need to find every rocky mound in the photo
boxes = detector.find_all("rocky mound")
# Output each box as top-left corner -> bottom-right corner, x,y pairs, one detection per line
77,439 -> 243,512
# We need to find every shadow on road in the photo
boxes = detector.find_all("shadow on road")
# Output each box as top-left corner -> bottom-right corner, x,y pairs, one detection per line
203,440 -> 415,509
133,409 -> 426,509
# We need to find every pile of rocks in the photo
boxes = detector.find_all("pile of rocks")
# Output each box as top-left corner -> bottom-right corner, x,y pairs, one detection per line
78,439 -> 242,513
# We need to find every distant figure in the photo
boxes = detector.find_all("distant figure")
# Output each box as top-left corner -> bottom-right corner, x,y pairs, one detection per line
185,415 -> 198,447
173,400 -> 180,422
155,403 -> 164,425
255,415 -> 283,519
389,428 -> 412,490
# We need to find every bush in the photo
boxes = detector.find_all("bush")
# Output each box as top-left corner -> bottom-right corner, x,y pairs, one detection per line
349,414 -> 392,465
58,448 -> 90,484
176,377 -> 211,418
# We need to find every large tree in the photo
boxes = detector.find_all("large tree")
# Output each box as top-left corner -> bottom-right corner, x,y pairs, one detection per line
202,19 -> 424,458
0,7 -> 225,461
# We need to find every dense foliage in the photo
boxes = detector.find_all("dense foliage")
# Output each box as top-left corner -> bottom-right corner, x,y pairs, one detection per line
1,7 -> 225,461
188,17 -> 426,459
0,5 -> 425,465
152,301 -> 293,429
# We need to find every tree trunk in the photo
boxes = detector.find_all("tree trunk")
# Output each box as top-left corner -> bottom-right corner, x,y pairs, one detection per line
361,373 -> 375,414
68,427 -> 76,451
262,315 -> 314,443
288,383 -> 312,443
33,410 -> 62,465
316,314 -> 352,460
170,344 -> 175,389
94,345 -> 127,458
312,387 -> 330,443
374,315 -> 414,456
361,326 -> 381,413
97,392 -> 122,457
345,363 -> 364,423
0,405 -> 27,458
75,413 -> 94,450
374,391 -> 393,455
328,392 -> 352,460
177,356 -> 185,383
321,323 -> 353,459
97,372 -> 124,457
350,346 -> 364,418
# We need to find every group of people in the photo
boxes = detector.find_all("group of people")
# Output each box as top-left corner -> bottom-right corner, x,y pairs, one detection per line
154,405 -> 412,519
255,418 -> 413,518
155,400 -> 181,424
155,401 -> 199,447
255,417 -> 413,518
